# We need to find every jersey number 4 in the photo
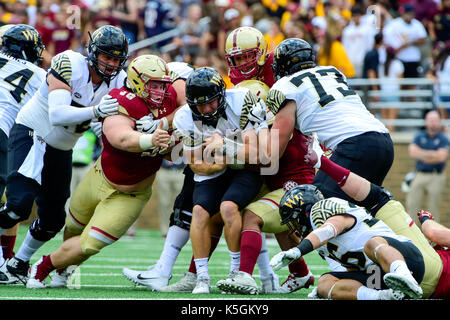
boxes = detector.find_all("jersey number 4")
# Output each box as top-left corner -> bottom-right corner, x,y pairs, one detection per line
0,57 -> 34,103
289,67 -> 356,108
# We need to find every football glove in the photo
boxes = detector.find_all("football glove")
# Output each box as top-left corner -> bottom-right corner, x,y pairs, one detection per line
136,115 -> 161,133
247,102 -> 267,125
93,94 -> 119,118
417,209 -> 434,225
270,247 -> 301,271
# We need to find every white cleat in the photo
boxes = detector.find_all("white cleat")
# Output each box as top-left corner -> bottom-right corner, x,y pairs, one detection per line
217,271 -> 258,295
26,257 -> 46,289
49,265 -> 77,288
0,260 -> 21,285
383,272 -> 423,299
122,265 -> 170,291
280,271 -> 315,293
192,275 -> 210,294
159,272 -> 197,293
260,273 -> 281,294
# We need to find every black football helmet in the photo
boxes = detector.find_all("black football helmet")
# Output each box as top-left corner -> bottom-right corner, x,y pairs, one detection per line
1,24 -> 45,66
279,184 -> 324,238
87,25 -> 128,82
272,38 -> 316,81
186,67 -> 227,126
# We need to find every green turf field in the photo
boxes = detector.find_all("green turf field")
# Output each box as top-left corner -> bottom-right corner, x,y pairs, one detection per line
0,225 -> 331,300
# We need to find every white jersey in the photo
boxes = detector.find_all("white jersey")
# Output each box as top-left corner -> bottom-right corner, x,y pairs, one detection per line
16,50 -> 126,150
168,62 -> 195,81
0,52 -> 46,137
266,66 -> 388,150
311,197 -> 412,271
173,87 -> 266,181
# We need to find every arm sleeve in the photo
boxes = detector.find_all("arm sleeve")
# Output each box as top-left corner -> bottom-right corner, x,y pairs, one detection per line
48,89 -> 95,126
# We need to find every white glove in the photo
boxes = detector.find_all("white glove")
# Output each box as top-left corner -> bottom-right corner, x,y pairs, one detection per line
247,102 -> 267,125
90,121 -> 103,139
136,115 -> 161,133
93,94 -> 119,118
270,247 -> 301,271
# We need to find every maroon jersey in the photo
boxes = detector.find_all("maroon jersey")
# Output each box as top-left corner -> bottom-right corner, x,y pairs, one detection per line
230,51 -> 276,87
265,130 -> 315,191
101,85 -> 177,185
432,249 -> 450,299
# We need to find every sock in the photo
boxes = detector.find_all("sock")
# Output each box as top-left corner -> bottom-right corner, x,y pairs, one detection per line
15,230 -> 46,262
1,235 -> 16,259
35,255 -> 56,281
390,260 -> 411,275
229,250 -> 240,273
188,235 -> 221,274
320,156 -> 351,187
240,230 -> 262,275
288,257 -> 310,277
356,285 -> 383,300
155,226 -> 190,278
194,257 -> 209,279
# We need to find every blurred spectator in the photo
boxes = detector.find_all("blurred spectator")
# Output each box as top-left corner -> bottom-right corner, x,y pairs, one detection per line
409,0 -> 438,25
282,19 -> 308,42
261,0 -> 287,19
264,17 -> 284,52
313,16 -> 355,78
111,0 -> 140,44
140,0 -> 177,45
250,2 -> 271,34
342,6 -> 376,77
88,0 -> 120,29
217,7 -> 241,57
428,0 -> 450,45
378,46 -> 404,132
172,3 -> 209,62
44,4 -> 80,58
406,110 -> 449,224
428,41 -> 450,119
383,4 -> 427,79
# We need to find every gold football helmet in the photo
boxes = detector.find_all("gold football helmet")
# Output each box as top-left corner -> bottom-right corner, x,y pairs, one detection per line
225,27 -> 268,80
126,54 -> 172,109
235,79 -> 274,125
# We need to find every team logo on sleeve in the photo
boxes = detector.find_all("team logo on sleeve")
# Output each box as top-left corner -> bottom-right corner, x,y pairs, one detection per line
240,90 -> 260,129
51,53 -> 72,85
266,89 -> 286,115
310,200 -> 346,228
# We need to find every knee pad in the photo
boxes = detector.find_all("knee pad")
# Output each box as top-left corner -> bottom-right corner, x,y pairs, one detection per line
169,208 -> 192,231
29,219 -> 61,241
0,203 -> 25,229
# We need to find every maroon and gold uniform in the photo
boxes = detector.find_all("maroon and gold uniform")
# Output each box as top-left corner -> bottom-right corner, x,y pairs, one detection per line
230,52 -> 276,88
101,85 -> 177,185
65,85 -> 177,255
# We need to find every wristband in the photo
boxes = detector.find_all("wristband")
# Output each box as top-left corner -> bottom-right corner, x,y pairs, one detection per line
297,238 -> 314,256
139,133 -> 154,150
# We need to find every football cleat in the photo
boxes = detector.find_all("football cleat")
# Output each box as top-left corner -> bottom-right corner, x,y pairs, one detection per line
383,272 -> 423,299
48,266 -> 77,288
260,273 -> 282,294
0,259 -> 21,284
26,257 -> 46,289
217,271 -> 259,295
280,272 -> 315,293
192,275 -> 210,294
159,272 -> 197,293
6,256 -> 29,285
122,265 -> 171,291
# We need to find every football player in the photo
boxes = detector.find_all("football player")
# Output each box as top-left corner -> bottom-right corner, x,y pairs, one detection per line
271,184 -> 424,300
299,135 -> 447,299
0,25 -> 128,285
0,24 -> 47,284
26,54 -> 177,288
265,38 -> 394,206
172,67 -> 266,294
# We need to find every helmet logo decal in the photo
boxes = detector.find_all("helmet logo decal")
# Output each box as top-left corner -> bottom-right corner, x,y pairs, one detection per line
210,75 -> 222,86
284,192 -> 303,209
22,30 -> 38,44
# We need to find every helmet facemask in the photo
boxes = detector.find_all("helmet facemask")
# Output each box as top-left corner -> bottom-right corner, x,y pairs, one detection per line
226,47 -> 262,80
89,46 -> 127,82
132,65 -> 172,110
